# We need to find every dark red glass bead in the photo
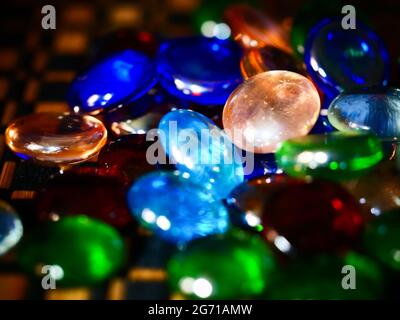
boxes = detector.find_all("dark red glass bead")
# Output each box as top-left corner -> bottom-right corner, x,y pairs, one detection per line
35,167 -> 133,228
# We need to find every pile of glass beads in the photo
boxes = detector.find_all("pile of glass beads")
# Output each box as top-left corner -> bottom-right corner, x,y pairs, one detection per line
2,1 -> 400,300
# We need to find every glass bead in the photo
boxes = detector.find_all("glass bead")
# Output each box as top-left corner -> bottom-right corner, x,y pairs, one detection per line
168,229 -> 277,299
223,4 -> 292,52
343,161 -> 400,217
304,18 -> 390,99
68,50 -> 157,113
276,133 -> 383,181
156,36 -> 242,105
0,200 -> 23,256
267,253 -> 383,299
240,45 -> 306,80
328,88 -> 400,140
127,171 -> 229,243
158,109 -> 244,199
227,177 -> 364,253
364,210 -> 400,271
35,167 -> 134,228
5,113 -> 107,167
18,216 -> 126,286
223,70 -> 320,154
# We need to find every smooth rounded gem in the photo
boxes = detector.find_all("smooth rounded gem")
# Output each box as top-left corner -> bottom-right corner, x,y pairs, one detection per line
127,171 -> 229,243
168,230 -> 277,299
18,216 -> 125,286
240,46 -> 306,80
223,70 -> 320,154
0,200 -> 23,256
364,210 -> 400,271
304,19 -> 390,98
68,50 -> 157,113
227,177 -> 364,253
276,133 -> 383,181
98,135 -> 159,185
223,4 -> 292,52
5,113 -> 107,166
35,168 -> 133,228
343,162 -> 400,217
158,109 -> 244,199
156,36 -> 242,105
267,254 -> 383,299
328,88 -> 400,140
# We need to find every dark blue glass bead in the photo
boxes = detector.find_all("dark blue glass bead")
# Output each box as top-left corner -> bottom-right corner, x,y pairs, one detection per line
127,171 -> 229,243
243,152 -> 281,180
310,115 -> 336,134
0,200 -> 23,256
68,50 -> 158,113
304,18 -> 390,99
156,36 -> 243,105
158,109 -> 244,199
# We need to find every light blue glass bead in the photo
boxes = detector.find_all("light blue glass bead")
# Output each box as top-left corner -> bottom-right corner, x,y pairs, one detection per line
328,88 -> 400,140
158,109 -> 244,199
127,171 -> 229,243
0,200 -> 23,256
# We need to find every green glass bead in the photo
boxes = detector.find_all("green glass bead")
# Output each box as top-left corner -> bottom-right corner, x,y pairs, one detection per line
364,210 -> 400,271
267,254 -> 383,300
168,229 -> 276,299
18,216 -> 126,287
276,133 -> 383,181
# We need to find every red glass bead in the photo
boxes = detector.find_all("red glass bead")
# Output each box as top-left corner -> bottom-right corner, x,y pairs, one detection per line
228,176 -> 364,254
35,167 -> 133,228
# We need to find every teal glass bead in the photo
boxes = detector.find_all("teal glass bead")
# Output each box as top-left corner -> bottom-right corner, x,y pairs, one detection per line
168,229 -> 277,299
158,109 -> 244,199
127,171 -> 229,243
328,88 -> 400,140
0,200 -> 23,256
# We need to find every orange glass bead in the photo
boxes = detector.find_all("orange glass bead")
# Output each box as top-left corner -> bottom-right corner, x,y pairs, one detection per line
224,4 -> 292,53
5,113 -> 107,166
240,45 -> 307,80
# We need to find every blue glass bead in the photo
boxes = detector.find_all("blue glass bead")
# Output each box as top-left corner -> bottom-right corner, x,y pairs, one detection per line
127,171 -> 229,243
243,152 -> 281,180
158,109 -> 244,199
310,115 -> 335,134
0,200 -> 23,256
68,50 -> 157,113
156,36 -> 243,105
304,18 -> 390,100
328,87 -> 400,139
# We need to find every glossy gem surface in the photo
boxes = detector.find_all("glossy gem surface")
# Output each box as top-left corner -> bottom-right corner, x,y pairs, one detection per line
156,36 -> 242,105
127,171 -> 229,243
328,88 -> 400,140
240,45 -> 306,80
343,162 -> 400,217
223,4 -> 291,52
68,50 -> 157,113
0,200 -> 23,256
168,230 -> 276,299
18,216 -> 125,286
223,70 -> 320,153
227,177 -> 364,253
276,133 -> 383,181
35,168 -> 133,228
159,109 -> 244,199
305,19 -> 390,98
5,113 -> 107,166
364,210 -> 400,271
267,254 -> 383,299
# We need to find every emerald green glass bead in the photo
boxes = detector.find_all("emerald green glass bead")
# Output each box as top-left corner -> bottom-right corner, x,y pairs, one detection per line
267,253 -> 383,299
276,133 -> 383,181
168,229 -> 276,299
364,210 -> 400,271
18,216 -> 126,287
